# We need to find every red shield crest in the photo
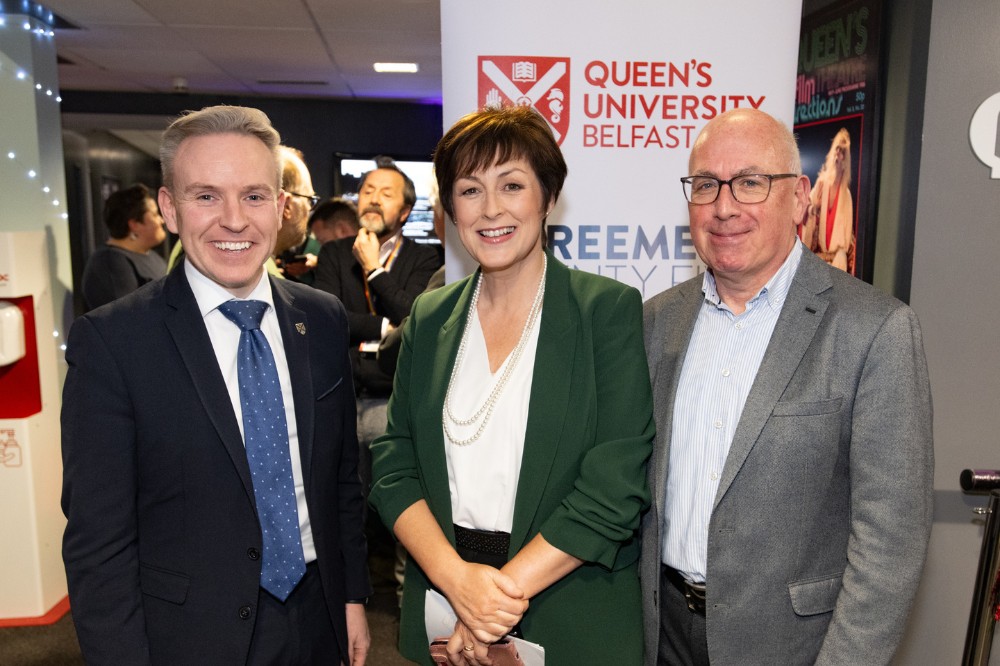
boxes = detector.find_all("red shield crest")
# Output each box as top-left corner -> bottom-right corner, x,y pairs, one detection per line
478,56 -> 571,145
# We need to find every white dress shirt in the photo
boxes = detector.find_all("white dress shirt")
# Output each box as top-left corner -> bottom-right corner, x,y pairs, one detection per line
364,231 -> 403,340
185,261 -> 316,563
663,241 -> 803,581
444,304 -> 542,533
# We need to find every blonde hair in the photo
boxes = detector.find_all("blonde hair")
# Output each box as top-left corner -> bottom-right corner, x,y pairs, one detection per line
160,105 -> 281,189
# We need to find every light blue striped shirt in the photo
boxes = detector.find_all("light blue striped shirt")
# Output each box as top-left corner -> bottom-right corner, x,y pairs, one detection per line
663,241 -> 803,582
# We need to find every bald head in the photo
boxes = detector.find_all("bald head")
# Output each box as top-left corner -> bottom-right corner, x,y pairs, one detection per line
691,109 -> 801,176
275,146 -> 315,256
685,108 -> 810,311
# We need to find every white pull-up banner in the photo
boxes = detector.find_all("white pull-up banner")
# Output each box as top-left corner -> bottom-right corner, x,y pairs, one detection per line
441,0 -> 803,299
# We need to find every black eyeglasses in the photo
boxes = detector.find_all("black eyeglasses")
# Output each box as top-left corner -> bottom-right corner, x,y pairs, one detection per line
287,191 -> 321,209
680,173 -> 797,205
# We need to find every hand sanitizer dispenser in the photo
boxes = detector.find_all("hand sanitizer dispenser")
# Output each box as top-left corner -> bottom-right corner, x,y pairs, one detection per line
0,231 -> 67,624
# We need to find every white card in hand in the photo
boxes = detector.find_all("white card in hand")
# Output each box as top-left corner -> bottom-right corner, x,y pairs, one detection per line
510,636 -> 545,665
424,588 -> 459,644
423,588 -> 545,664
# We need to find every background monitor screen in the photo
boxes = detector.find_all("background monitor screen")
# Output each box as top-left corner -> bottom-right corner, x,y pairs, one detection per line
334,156 -> 439,245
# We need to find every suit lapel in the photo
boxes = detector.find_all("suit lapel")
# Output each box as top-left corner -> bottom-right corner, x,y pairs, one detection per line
163,267 -> 255,498
271,279 -> 315,488
509,257 -> 577,551
714,251 -> 832,508
649,279 -> 703,513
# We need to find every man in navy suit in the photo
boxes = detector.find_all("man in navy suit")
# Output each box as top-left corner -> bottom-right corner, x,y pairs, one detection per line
61,105 -> 371,665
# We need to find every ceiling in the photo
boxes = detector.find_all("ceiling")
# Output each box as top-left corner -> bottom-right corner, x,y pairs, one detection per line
37,0 -> 442,103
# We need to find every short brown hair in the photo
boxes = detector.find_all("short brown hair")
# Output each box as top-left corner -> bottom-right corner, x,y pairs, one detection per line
433,106 -> 567,221
160,105 -> 281,190
309,197 -> 359,230
103,183 -> 152,239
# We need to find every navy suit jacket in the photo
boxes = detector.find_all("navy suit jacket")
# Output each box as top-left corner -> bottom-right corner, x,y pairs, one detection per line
61,264 -> 371,664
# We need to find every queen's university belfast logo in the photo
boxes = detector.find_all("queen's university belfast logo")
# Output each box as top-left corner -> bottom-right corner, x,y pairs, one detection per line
478,56 -> 571,145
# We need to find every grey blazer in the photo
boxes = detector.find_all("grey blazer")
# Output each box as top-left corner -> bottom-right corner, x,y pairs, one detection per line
640,249 -> 933,666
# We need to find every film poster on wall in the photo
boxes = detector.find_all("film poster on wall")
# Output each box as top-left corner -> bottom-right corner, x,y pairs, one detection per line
795,0 -> 883,281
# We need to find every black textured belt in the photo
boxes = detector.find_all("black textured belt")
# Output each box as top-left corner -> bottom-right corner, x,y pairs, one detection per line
662,564 -> 707,616
454,524 -> 510,557
451,525 -> 521,638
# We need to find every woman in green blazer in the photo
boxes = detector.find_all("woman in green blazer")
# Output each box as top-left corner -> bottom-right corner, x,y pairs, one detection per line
369,106 -> 655,665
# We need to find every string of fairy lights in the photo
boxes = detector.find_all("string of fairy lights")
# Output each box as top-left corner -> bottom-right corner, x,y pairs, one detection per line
2,2 -> 69,349
0,1 -> 67,222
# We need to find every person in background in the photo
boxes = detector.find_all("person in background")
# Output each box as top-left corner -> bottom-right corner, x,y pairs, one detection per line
312,198 -> 362,246
641,108 -> 932,665
81,183 -> 167,311
281,198 -> 360,286
369,106 -> 654,665
62,105 -> 371,665
313,157 -> 441,499
377,179 -> 446,375
274,145 -> 318,279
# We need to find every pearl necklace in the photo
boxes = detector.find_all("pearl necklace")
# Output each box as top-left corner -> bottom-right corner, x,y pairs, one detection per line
443,254 -> 547,446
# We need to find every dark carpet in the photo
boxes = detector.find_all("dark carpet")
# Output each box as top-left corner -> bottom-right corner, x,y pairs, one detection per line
0,519 -> 412,665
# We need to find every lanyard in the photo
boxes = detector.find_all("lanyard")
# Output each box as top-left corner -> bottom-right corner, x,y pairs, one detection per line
363,236 -> 402,315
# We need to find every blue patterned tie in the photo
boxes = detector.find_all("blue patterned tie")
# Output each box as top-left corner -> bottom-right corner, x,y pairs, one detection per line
217,299 -> 306,601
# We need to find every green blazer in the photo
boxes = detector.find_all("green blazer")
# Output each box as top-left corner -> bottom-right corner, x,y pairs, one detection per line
370,254 -> 654,664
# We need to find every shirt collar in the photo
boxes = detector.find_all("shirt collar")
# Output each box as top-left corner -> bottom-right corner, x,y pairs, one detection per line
378,231 -> 403,264
701,240 -> 804,312
184,258 -> 275,318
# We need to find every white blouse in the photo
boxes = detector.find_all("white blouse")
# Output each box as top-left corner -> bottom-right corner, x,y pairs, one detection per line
444,305 -> 542,533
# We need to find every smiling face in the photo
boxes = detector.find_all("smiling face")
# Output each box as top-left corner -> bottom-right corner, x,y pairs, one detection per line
159,132 -> 285,298
452,157 -> 549,277
687,110 -> 809,302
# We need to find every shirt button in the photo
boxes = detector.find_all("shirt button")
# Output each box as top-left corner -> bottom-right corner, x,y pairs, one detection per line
735,322 -> 744,330
238,605 -> 253,620
721,368 -> 731,377
713,420 -> 723,429
247,547 -> 260,561
710,472 -> 719,480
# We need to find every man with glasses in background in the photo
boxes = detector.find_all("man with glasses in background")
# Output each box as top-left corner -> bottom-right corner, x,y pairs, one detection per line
640,108 -> 933,665
275,146 -> 319,280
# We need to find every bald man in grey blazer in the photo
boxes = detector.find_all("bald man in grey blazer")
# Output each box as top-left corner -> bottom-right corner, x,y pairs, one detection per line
640,109 -> 933,665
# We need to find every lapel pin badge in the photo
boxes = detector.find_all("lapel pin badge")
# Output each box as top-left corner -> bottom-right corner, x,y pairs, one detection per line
295,323 -> 306,335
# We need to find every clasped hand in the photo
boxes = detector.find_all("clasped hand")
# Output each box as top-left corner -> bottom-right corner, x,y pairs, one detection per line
441,561 -> 527,644
442,621 -> 493,665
